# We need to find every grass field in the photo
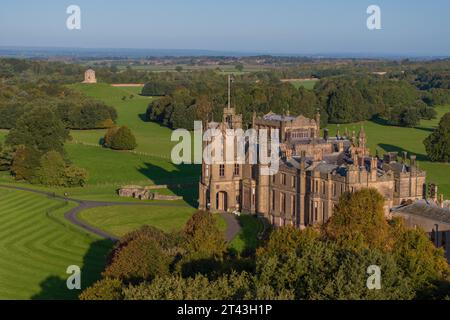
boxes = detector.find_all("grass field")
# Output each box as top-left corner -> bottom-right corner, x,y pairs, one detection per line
69,83 -> 176,156
288,79 -> 319,90
78,205 -> 198,238
0,188 -> 112,299
78,205 -> 227,239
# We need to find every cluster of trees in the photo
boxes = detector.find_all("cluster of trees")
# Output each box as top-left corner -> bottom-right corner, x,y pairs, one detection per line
103,126 -> 137,150
317,76 -> 441,127
144,70 -> 449,130
56,101 -> 117,129
146,71 -> 320,130
0,107 -> 87,187
0,80 -> 117,130
80,189 -> 450,300
424,113 -> 450,163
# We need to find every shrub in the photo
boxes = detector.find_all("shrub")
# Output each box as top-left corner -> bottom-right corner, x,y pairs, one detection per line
103,126 -> 120,148
108,126 -> 137,151
64,165 -> 88,187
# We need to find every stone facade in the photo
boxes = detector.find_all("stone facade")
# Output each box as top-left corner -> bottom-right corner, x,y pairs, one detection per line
198,107 -> 427,230
82,69 -> 97,84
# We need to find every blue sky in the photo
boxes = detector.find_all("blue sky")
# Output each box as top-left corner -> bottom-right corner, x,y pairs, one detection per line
0,0 -> 449,55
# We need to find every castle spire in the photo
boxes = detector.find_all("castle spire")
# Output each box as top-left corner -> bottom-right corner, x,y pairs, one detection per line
358,124 -> 367,150
315,109 -> 321,138
227,75 -> 233,109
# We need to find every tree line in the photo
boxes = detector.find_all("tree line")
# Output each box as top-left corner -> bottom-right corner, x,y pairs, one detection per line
145,71 -> 449,130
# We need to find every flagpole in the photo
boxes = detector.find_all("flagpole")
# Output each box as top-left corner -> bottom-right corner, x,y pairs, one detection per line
228,74 -> 231,109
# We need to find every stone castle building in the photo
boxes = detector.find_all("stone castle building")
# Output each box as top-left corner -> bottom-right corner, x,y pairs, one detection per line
198,106 -> 427,229
82,68 -> 97,84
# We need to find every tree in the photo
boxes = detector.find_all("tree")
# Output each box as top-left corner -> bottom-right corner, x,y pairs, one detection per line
79,278 -> 124,300
0,144 -> 12,171
255,226 -> 414,300
64,165 -> 88,187
103,226 -> 176,283
103,126 -> 120,148
324,188 -> 393,251
6,107 -> 69,154
123,272 -> 254,300
424,113 -> 450,162
177,211 -> 227,277
10,145 -> 40,181
390,218 -> 450,298
109,126 -> 137,150
235,64 -> 244,72
175,66 -> 183,73
182,211 -> 227,259
34,151 -> 66,186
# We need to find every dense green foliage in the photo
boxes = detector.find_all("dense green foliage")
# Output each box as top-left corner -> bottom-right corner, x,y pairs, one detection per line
145,71 -> 448,129
6,107 -> 69,154
424,113 -> 450,162
81,189 -> 450,300
103,125 -> 137,150
0,76 -> 117,130
5,107 -> 87,186
146,71 -> 320,129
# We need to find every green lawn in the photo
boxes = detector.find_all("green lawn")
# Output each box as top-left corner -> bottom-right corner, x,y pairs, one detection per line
77,205 -> 226,239
78,205 -> 198,237
0,188 -> 112,299
69,83 -> 176,157
325,105 -> 450,197
289,79 -> 319,90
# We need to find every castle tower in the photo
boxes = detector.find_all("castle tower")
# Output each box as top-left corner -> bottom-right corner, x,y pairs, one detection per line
82,68 -> 97,84
198,78 -> 243,213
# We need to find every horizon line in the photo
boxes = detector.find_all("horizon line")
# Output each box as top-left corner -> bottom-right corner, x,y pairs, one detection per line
1,45 -> 450,60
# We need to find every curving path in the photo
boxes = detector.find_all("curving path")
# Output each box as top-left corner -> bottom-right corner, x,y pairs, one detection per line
0,184 -> 241,242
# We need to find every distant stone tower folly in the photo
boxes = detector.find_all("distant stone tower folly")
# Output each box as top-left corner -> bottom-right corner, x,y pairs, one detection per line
82,68 -> 97,84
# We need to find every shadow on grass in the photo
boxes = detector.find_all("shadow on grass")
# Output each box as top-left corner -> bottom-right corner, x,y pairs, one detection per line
138,162 -> 200,207
31,239 -> 113,300
371,116 -> 436,134
138,113 -> 148,122
371,115 -> 390,126
378,143 -> 429,162
413,126 -> 436,134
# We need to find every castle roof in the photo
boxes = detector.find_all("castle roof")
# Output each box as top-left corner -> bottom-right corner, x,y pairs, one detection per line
392,200 -> 450,224
262,112 -> 296,122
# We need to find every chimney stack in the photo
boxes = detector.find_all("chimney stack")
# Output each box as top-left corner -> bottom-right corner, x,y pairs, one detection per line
324,128 -> 329,141
410,154 -> 416,167
402,151 -> 407,163
370,157 -> 378,181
